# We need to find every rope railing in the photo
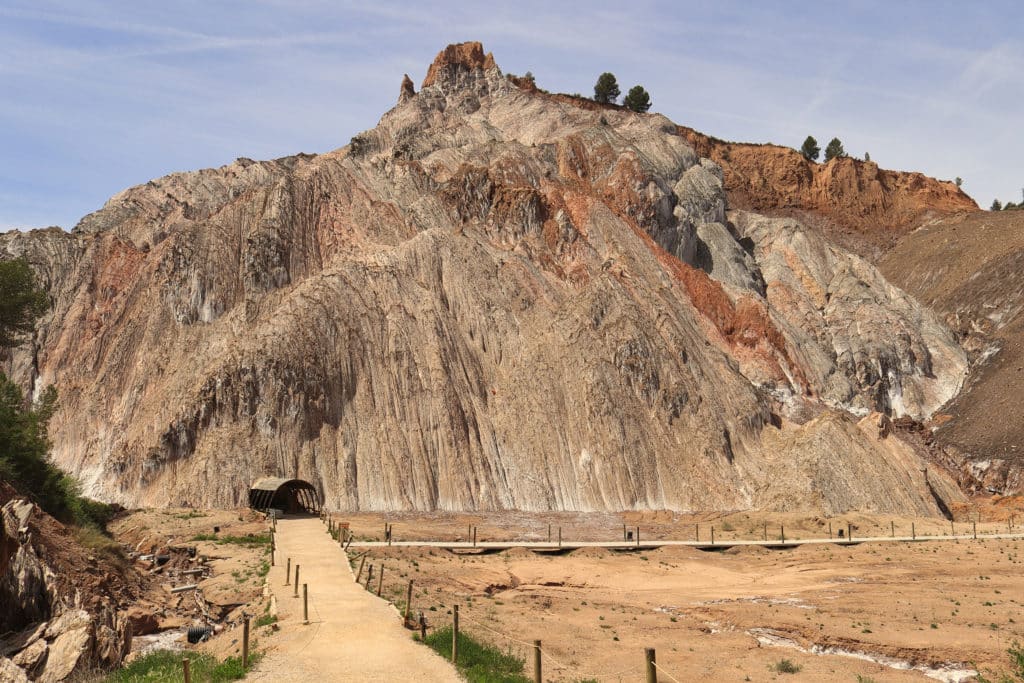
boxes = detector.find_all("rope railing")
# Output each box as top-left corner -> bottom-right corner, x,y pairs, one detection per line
652,659 -> 685,683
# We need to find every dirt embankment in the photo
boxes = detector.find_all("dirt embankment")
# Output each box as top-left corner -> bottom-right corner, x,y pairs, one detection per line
678,126 -> 978,260
880,210 -> 1024,492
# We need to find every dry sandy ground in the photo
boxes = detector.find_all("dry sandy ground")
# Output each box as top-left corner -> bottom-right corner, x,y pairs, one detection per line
340,509 -> 1024,682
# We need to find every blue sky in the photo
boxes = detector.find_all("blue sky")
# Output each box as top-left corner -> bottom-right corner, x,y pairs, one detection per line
1,0 -> 1021,230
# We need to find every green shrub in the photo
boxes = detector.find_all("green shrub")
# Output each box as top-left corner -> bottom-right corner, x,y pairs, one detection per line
773,658 -> 802,674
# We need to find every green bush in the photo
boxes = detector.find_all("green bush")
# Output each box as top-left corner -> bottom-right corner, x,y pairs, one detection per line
773,658 -> 802,674
421,625 -> 529,683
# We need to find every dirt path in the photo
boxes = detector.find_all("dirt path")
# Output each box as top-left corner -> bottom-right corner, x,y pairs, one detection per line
247,517 -> 460,682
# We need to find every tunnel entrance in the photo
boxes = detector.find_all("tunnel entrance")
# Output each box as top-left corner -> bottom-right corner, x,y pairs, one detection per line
248,477 -> 321,515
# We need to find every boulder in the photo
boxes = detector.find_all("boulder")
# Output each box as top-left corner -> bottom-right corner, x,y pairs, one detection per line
11,638 -> 47,676
38,626 -> 92,683
0,657 -> 30,683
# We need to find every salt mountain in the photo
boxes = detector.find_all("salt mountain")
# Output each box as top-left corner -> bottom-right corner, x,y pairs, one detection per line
1,43 -> 977,514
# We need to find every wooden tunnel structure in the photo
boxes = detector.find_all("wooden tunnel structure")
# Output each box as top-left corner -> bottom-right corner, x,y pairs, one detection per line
248,477 -> 321,515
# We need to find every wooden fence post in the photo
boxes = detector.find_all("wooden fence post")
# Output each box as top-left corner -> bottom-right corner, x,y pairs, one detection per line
472,526 -> 477,547
294,565 -> 300,597
365,564 -> 374,590
781,525 -> 785,543
303,583 -> 309,624
912,522 -> 916,540
973,521 -> 977,539
452,605 -> 459,663
847,523 -> 852,541
242,616 -> 250,669
828,521 -> 832,539
891,521 -> 895,537
645,647 -> 657,683
710,526 -> 715,545
635,526 -> 640,548
419,611 -> 427,640
182,658 -> 191,683
356,556 -> 366,583
558,526 -> 562,548
763,521 -> 767,542
377,565 -> 385,596
533,640 -> 542,683
404,580 -> 414,626
285,557 -> 291,585
951,519 -> 955,537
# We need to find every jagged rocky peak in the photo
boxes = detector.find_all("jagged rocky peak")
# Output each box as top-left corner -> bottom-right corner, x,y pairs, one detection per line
421,40 -> 498,89
0,41 -> 975,513
398,73 -> 415,104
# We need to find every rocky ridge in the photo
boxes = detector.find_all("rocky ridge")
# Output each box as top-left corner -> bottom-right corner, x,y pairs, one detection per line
678,127 -> 978,260
0,42 -> 971,513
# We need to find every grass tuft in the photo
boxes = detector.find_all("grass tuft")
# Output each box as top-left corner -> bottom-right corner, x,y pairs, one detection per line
102,650 -> 260,683
421,625 -> 530,683
772,658 -> 802,674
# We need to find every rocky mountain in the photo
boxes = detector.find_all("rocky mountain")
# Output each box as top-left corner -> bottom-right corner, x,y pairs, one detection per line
678,127 -> 977,260
0,42 -> 973,514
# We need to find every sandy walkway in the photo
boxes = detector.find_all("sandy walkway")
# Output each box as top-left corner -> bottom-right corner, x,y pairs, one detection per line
247,517 -> 460,682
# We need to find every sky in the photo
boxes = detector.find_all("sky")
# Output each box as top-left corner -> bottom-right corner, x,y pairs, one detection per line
1,0 -> 1022,230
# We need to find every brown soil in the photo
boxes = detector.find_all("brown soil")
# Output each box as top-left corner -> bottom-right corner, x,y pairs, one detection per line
108,508 -> 273,659
340,510 -> 1024,682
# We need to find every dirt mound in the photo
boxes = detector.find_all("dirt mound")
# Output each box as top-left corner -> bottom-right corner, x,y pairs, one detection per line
879,210 -> 1024,493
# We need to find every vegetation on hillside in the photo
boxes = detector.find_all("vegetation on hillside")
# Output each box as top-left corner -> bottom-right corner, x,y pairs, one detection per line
0,257 -> 112,529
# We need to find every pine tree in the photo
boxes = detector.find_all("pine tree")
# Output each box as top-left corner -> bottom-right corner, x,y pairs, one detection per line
824,137 -> 846,161
991,199 -> 1003,211
593,73 -> 620,104
800,136 -> 820,162
623,85 -> 651,112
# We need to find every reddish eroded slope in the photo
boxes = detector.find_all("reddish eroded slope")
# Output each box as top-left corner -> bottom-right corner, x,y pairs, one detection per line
678,127 -> 977,259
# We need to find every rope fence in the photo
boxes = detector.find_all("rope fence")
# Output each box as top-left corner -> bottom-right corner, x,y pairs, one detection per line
301,511 -> 1016,682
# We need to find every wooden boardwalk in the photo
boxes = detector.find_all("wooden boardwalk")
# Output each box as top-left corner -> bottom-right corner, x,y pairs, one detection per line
347,532 -> 1024,552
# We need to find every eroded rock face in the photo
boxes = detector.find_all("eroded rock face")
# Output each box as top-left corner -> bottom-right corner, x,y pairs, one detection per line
0,42 -> 968,514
